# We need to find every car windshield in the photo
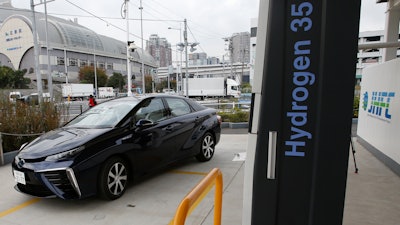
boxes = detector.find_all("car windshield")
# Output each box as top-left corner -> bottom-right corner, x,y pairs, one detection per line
66,100 -> 139,128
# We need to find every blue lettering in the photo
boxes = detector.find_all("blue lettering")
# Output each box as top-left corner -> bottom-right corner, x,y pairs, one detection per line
292,87 -> 308,102
285,141 -> 306,157
287,112 -> 307,127
286,2 -> 314,158
290,127 -> 312,140
293,71 -> 315,86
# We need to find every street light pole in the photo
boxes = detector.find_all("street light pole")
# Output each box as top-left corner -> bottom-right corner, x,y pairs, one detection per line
43,0 -> 53,101
64,47 -> 68,84
92,39 -> 98,97
124,0 -> 132,96
168,26 -> 183,94
184,19 -> 189,98
139,0 -> 145,94
30,0 -> 43,104
87,34 -> 98,97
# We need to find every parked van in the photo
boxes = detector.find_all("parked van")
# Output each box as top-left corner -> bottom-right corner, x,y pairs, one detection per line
9,91 -> 22,102
28,92 -> 51,104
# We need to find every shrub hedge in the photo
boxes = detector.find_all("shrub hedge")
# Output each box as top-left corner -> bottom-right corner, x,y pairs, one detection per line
218,108 -> 250,123
0,92 -> 61,153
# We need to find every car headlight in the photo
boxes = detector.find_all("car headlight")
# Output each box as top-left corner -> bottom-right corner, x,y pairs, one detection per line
45,146 -> 85,162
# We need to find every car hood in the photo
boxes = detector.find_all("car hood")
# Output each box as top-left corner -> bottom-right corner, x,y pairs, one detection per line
18,127 -> 112,159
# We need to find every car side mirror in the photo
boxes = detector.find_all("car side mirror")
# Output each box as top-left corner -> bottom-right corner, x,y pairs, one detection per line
135,119 -> 153,128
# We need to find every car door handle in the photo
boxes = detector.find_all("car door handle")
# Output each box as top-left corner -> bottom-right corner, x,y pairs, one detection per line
166,125 -> 174,131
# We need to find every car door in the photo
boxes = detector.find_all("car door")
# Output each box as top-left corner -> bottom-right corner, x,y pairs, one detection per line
163,97 -> 199,159
130,97 -> 180,173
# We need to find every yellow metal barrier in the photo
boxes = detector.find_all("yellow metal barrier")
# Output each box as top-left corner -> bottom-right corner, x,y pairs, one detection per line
170,168 -> 223,225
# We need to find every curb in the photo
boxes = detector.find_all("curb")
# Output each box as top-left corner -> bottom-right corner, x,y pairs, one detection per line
222,122 -> 249,129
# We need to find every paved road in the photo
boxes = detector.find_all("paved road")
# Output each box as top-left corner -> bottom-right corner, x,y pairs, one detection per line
0,133 -> 248,225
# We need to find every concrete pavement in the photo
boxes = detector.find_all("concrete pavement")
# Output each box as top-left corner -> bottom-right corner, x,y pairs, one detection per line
0,128 -> 399,224
209,128 -> 400,224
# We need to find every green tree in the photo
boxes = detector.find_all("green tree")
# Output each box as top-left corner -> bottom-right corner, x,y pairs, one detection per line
155,79 -> 176,92
0,66 -> 29,89
107,72 -> 126,90
241,82 -> 252,93
10,69 -> 29,89
78,66 -> 108,87
145,75 -> 153,93
0,66 -> 12,88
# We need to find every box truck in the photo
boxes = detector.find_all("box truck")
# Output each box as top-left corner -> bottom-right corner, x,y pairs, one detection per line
98,87 -> 115,98
182,77 -> 240,99
62,83 -> 93,100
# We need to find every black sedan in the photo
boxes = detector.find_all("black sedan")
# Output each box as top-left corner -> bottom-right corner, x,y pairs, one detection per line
12,95 -> 221,200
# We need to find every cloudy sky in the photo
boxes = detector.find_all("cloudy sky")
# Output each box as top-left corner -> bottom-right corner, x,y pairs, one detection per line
10,0 -> 388,59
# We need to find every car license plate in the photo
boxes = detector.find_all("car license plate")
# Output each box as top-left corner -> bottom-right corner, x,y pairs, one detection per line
13,170 -> 26,185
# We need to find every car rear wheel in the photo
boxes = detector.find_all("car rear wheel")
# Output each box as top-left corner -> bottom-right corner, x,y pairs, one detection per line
98,156 -> 129,200
196,132 -> 215,162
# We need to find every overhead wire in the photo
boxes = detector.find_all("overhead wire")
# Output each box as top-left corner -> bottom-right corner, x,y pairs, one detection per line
141,0 -> 227,54
64,0 -> 141,40
41,0 -> 231,57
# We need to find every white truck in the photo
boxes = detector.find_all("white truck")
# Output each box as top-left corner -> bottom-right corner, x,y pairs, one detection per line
98,87 -> 115,98
62,83 -> 94,100
182,77 -> 240,99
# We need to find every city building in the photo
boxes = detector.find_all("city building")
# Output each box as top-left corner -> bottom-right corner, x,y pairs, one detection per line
207,56 -> 220,65
188,52 -> 207,65
357,30 -> 400,79
230,32 -> 250,64
0,1 -> 157,92
146,34 -> 172,67
226,32 -> 250,83
249,18 -> 257,88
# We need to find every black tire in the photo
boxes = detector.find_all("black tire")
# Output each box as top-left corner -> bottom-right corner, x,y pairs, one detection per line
98,156 -> 129,200
195,132 -> 215,162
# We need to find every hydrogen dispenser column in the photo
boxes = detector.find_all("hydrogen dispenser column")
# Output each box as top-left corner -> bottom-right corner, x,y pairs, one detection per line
244,0 -> 361,224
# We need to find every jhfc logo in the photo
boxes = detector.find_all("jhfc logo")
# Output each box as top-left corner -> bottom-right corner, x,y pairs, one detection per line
365,91 -> 395,120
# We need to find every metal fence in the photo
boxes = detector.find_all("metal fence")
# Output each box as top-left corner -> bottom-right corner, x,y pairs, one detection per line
0,100 -> 251,165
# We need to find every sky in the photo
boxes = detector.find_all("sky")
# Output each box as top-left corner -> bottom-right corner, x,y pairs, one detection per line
9,0 -> 388,59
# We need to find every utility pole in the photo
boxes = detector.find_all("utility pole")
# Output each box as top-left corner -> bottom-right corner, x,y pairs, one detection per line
124,0 -> 132,96
30,0 -> 43,104
184,19 -> 189,98
139,0 -> 145,94
44,0 -> 53,101
92,39 -> 97,97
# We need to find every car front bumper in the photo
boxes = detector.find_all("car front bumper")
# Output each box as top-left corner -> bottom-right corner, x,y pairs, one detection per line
12,158 -> 82,199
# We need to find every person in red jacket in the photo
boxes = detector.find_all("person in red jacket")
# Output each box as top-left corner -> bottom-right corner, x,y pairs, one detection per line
88,95 -> 97,107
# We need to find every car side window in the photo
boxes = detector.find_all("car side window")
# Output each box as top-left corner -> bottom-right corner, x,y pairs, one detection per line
166,98 -> 191,117
135,98 -> 167,122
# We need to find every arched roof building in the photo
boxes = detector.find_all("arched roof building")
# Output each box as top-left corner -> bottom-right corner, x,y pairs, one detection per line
0,2 -> 157,86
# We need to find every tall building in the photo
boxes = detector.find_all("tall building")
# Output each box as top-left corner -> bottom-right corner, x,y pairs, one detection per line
189,52 -> 207,65
249,18 -> 258,88
230,32 -> 250,64
146,34 -> 172,67
207,57 -> 220,65
224,32 -> 251,83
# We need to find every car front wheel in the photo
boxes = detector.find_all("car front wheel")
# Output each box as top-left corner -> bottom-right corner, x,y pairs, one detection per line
98,156 -> 129,200
196,132 -> 215,162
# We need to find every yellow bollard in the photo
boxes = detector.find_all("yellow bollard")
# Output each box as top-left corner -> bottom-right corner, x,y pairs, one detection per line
171,168 -> 223,225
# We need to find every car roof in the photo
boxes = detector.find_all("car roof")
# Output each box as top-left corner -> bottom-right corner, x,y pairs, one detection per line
115,94 -> 187,101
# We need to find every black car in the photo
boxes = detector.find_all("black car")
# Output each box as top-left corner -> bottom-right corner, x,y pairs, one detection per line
12,95 -> 221,200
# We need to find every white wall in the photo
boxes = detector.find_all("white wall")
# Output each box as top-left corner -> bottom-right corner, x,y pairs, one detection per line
357,58 -> 400,165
